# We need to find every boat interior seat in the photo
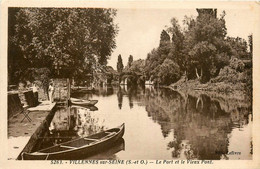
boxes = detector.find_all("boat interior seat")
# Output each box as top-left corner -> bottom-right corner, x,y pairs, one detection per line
103,132 -> 116,138
84,138 -> 98,141
105,131 -> 116,134
60,145 -> 77,149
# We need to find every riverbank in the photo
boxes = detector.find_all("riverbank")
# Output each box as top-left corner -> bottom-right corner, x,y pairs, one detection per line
8,101 -> 56,160
170,78 -> 246,93
167,76 -> 252,114
169,63 -> 252,97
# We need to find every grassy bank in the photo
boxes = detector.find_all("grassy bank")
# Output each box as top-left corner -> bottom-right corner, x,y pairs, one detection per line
168,64 -> 252,107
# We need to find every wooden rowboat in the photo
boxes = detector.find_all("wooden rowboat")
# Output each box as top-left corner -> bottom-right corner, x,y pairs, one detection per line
70,98 -> 98,106
71,86 -> 94,90
71,87 -> 95,93
22,123 -> 125,160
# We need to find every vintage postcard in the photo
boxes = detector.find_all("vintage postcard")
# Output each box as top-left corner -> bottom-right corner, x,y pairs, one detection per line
1,0 -> 260,169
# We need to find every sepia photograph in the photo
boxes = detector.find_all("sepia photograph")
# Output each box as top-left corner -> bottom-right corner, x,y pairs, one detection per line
1,1 -> 260,168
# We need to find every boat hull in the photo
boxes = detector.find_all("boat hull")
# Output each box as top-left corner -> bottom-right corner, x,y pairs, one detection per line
86,138 -> 125,159
70,100 -> 98,106
22,124 -> 124,160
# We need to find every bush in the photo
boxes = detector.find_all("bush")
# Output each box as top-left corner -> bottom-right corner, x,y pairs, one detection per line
211,66 -> 236,83
158,59 -> 181,85
230,57 -> 245,72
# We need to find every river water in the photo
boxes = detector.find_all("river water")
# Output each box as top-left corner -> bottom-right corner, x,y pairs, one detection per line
34,85 -> 252,160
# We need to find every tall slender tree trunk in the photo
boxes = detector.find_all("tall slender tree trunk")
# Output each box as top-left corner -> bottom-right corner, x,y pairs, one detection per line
195,68 -> 200,79
195,67 -> 203,80
184,70 -> 187,82
196,96 -> 203,109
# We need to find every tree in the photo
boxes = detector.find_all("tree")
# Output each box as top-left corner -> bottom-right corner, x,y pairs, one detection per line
117,54 -> 124,73
158,59 -> 181,85
184,9 -> 229,82
144,30 -> 171,81
8,8 -> 30,84
226,36 -> 249,59
158,30 -> 171,58
21,68 -> 51,94
159,30 -> 170,48
144,48 -> 160,80
145,25 -> 184,85
128,59 -> 145,74
167,18 -> 185,72
128,55 -> 134,67
9,8 -> 118,83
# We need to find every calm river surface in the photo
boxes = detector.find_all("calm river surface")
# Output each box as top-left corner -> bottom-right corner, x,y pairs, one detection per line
36,85 -> 252,160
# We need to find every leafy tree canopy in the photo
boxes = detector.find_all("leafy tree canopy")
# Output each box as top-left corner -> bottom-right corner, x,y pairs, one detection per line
9,8 -> 118,83
117,54 -> 124,73
128,55 -> 134,67
144,9 -> 251,85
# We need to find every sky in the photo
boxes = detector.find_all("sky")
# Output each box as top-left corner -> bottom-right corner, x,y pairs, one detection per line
107,8 -> 255,69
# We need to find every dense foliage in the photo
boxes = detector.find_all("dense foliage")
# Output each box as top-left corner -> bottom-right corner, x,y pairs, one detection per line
120,57 -> 145,86
127,55 -> 133,67
117,54 -> 124,73
8,8 -> 118,84
144,9 -> 251,85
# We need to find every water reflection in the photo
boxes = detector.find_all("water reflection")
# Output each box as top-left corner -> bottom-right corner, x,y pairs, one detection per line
32,106 -> 105,152
33,85 -> 252,160
117,87 -> 123,109
114,85 -> 252,160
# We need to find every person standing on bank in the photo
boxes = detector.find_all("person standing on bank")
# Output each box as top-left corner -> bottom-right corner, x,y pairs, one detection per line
48,82 -> 55,103
31,82 -> 39,105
